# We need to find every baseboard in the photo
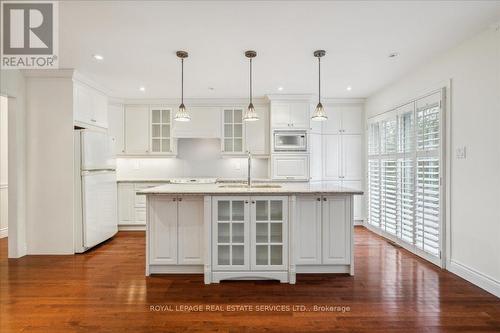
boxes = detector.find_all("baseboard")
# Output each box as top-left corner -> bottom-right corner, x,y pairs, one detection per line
0,228 -> 7,239
354,219 -> 364,226
118,225 -> 145,231
448,259 -> 500,298
296,265 -> 350,274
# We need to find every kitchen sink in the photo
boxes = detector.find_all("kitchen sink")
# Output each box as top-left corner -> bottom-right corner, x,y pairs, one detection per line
218,184 -> 282,189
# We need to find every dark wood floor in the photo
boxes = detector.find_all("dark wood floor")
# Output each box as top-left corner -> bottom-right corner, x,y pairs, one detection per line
1,227 -> 499,333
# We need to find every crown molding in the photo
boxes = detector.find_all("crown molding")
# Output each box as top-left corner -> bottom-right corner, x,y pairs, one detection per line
122,97 -> 269,107
266,94 -> 315,102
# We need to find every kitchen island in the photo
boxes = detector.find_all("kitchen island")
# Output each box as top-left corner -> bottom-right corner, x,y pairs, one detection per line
139,182 -> 363,284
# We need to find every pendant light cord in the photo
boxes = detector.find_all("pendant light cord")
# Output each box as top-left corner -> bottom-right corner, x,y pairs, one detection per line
181,58 -> 184,104
249,58 -> 253,104
318,57 -> 321,103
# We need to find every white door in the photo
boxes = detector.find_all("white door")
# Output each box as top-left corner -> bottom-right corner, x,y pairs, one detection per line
271,103 -> 290,128
295,196 -> 322,265
92,90 -> 108,128
322,135 -> 341,180
251,196 -> 288,271
178,196 -> 204,265
342,135 -> 363,180
321,107 -> 342,134
118,183 -> 135,225
108,104 -> 125,155
322,196 -> 351,265
341,105 -> 363,134
149,196 -> 178,265
212,197 -> 250,271
81,171 -> 118,249
125,105 -> 150,154
289,102 -> 310,129
80,130 -> 115,171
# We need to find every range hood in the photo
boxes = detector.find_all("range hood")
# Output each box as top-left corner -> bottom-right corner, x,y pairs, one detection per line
173,106 -> 221,138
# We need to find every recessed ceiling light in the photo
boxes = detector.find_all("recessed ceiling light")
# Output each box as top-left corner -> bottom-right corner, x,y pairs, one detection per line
139,86 -> 146,92
388,52 -> 400,58
346,86 -> 352,91
278,86 -> 284,91
93,54 -> 103,61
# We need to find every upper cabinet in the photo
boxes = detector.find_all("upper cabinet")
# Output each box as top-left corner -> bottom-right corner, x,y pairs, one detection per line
322,104 -> 363,135
74,82 -> 108,128
271,101 -> 310,129
124,105 -> 150,155
108,104 -> 125,155
150,106 -> 173,154
222,108 -> 244,154
245,106 -> 269,155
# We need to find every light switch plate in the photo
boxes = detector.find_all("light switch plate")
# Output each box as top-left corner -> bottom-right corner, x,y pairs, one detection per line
456,146 -> 467,159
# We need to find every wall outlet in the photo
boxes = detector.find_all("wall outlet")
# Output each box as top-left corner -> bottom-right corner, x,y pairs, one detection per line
456,146 -> 467,159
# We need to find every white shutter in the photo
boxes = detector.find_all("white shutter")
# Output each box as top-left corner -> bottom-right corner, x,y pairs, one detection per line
381,159 -> 397,235
368,159 -> 381,227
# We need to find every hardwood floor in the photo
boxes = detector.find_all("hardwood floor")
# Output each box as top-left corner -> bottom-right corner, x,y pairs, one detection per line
1,227 -> 499,333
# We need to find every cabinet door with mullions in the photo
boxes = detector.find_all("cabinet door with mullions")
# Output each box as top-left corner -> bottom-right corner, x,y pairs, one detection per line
212,197 -> 250,271
250,196 -> 288,271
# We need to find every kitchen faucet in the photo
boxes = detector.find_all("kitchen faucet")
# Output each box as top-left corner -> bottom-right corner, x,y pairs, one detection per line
247,151 -> 252,188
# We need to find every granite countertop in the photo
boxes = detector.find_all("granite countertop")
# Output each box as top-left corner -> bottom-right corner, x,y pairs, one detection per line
116,178 -> 274,183
138,182 -> 363,195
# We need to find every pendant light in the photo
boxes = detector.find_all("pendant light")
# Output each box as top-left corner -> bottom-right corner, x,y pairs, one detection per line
243,50 -> 259,121
311,50 -> 328,121
174,50 -> 190,122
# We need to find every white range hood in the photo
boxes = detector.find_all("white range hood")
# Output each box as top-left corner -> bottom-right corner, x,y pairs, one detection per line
173,106 -> 221,138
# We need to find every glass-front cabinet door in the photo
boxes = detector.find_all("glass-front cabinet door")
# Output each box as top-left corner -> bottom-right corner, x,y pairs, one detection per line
212,197 -> 250,270
222,108 -> 244,154
251,197 -> 288,271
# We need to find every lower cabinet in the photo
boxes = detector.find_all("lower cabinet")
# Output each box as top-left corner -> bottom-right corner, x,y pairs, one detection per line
149,196 -> 204,265
212,196 -> 288,280
295,195 -> 352,268
118,182 -> 162,228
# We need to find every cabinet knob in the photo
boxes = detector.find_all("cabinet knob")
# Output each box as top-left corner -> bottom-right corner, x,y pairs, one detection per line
316,198 -> 321,201
245,200 -> 249,204
251,201 -> 255,204
173,198 -> 176,201
323,198 -> 327,201
178,198 -> 182,201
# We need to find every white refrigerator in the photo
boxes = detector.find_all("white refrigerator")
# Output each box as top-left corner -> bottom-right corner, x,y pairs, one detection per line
74,130 -> 118,253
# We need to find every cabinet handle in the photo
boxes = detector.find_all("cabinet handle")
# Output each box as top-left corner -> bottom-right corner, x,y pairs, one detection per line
251,201 -> 255,204
91,119 -> 97,122
245,200 -> 249,204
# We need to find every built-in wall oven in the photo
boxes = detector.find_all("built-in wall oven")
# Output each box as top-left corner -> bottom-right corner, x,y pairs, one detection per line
273,130 -> 307,152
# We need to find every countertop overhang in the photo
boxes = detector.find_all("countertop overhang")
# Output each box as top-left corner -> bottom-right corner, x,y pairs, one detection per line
138,182 -> 364,196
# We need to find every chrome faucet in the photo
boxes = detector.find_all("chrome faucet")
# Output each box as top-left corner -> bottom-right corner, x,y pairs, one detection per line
247,151 -> 252,188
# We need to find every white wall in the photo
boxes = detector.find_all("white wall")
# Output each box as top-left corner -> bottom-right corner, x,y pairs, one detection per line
117,138 -> 269,180
0,69 -> 27,258
25,76 -> 75,254
0,96 -> 8,238
365,24 -> 500,296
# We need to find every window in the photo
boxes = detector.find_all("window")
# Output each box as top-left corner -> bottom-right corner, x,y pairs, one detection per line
151,107 -> 171,153
367,91 -> 443,264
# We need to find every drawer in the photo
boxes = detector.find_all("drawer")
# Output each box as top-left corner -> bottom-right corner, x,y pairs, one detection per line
135,207 -> 147,223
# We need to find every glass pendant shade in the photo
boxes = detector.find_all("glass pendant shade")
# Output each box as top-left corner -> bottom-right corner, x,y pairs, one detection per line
311,102 -> 328,121
243,102 -> 259,121
174,103 -> 191,122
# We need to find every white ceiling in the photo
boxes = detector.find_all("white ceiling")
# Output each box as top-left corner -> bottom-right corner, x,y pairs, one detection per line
59,1 -> 500,99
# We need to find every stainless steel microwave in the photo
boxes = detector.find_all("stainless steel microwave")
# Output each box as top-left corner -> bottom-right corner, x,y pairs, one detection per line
273,130 -> 307,152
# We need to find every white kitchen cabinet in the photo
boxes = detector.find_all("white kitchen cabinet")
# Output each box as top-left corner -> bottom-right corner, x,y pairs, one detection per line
272,155 -> 309,180
342,135 -> 363,180
295,196 -> 322,265
322,196 -> 351,265
271,102 -> 310,129
149,195 -> 204,266
177,196 -> 204,265
245,106 -> 269,155
342,181 -> 365,221
150,106 -> 173,154
149,196 -> 178,265
74,82 -> 108,128
309,133 -> 322,180
212,196 -> 288,279
118,183 -> 135,225
322,135 -> 341,180
322,104 -> 363,135
212,197 -> 250,271
251,197 -> 288,271
295,195 -> 351,266
108,104 -> 125,155
173,106 -> 221,138
222,108 -> 244,154
124,105 -> 150,154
